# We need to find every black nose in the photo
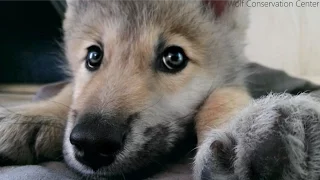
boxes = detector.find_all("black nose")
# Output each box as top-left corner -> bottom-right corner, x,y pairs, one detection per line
70,114 -> 128,170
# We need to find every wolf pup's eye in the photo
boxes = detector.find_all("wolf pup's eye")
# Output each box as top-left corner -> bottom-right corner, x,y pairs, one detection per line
160,46 -> 188,73
85,45 -> 103,71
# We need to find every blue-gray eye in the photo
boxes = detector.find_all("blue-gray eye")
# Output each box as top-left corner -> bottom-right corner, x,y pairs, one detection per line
85,45 -> 103,71
160,46 -> 188,73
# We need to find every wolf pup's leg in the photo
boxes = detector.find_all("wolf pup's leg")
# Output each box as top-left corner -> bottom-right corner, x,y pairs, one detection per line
194,93 -> 320,180
194,87 -> 251,179
0,84 -> 72,165
194,87 -> 251,180
195,87 -> 251,143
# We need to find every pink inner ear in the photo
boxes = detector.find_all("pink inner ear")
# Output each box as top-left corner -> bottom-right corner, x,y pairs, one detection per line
203,0 -> 228,17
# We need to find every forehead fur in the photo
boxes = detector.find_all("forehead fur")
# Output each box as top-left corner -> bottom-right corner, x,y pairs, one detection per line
64,0 -> 212,43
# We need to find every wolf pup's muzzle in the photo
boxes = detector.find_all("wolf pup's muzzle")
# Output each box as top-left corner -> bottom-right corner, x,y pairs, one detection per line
69,113 -> 129,171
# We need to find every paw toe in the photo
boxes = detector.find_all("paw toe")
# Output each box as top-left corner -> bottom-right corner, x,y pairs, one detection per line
196,133 -> 237,180
210,138 -> 236,170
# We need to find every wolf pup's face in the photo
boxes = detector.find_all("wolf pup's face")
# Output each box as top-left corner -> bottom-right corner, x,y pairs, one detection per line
62,0 -> 247,178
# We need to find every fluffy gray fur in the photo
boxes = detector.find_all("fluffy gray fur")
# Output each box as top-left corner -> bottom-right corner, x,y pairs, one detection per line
194,93 -> 320,180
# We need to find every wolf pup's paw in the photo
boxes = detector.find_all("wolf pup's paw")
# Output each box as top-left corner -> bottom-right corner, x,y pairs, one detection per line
0,106 -> 65,165
194,93 -> 320,180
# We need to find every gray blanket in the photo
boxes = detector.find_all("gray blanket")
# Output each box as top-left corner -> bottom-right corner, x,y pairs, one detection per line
1,63 -> 320,180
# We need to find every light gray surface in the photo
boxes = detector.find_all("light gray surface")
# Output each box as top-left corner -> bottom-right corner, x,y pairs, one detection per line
0,162 -> 78,180
0,161 -> 193,180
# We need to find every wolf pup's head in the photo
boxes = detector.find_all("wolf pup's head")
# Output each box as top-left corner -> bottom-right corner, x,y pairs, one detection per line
62,0 -> 248,179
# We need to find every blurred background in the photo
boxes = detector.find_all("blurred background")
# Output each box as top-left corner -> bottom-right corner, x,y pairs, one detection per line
0,1 -> 66,84
245,3 -> 320,84
0,0 -> 319,84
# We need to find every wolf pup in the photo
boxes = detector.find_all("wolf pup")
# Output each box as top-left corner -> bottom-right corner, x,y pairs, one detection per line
0,0 -> 250,179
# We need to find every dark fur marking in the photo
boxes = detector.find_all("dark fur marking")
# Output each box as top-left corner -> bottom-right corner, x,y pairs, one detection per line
143,125 -> 170,150
125,122 -> 197,180
143,127 -> 153,137
155,34 -> 166,58
153,34 -> 167,73
127,113 -> 139,125
249,111 -> 289,180
143,124 -> 169,139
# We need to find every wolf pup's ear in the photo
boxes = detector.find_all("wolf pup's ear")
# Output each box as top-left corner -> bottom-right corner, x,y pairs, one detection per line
202,0 -> 229,18
202,0 -> 249,42
202,0 -> 247,20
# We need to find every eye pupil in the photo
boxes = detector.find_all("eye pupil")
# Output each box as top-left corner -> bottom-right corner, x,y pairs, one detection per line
89,52 -> 99,61
86,45 -> 103,71
168,53 -> 183,65
161,46 -> 188,72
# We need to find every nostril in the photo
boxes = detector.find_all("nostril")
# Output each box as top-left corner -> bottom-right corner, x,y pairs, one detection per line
73,143 -> 83,152
70,141 -> 85,158
98,152 -> 110,158
97,141 -> 122,156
